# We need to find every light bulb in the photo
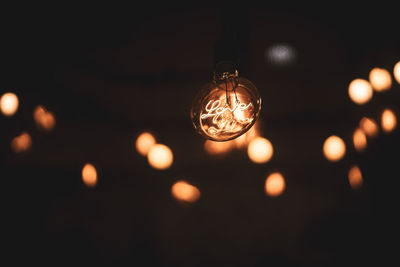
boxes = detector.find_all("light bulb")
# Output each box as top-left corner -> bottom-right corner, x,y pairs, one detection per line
190,62 -> 261,142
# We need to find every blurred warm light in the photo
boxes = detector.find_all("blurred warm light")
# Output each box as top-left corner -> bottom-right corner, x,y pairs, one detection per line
359,117 -> 379,138
265,172 -> 286,197
247,137 -> 273,164
0,92 -> 19,116
82,163 -> 98,187
381,109 -> 397,133
323,135 -> 346,162
235,121 -> 261,149
171,180 -> 200,203
369,67 -> 392,92
348,165 -> 363,189
148,144 -> 173,170
265,44 -> 296,66
204,140 -> 235,155
353,128 -> 367,152
33,105 -> 56,131
11,132 -> 32,153
348,79 -> 373,105
394,62 -> 400,84
135,132 -> 156,156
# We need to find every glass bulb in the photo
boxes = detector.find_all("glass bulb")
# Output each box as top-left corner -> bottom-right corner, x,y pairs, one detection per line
190,63 -> 261,141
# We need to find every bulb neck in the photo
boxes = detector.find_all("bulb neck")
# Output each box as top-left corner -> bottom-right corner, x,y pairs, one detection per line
213,61 -> 239,81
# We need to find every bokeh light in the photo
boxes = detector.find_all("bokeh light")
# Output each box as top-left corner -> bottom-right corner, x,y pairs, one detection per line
0,92 -> 19,116
348,165 -> 363,189
381,109 -> 397,133
82,163 -> 98,187
11,132 -> 32,153
323,135 -> 346,162
265,172 -> 286,197
353,128 -> 367,152
247,137 -> 273,164
265,44 -> 296,66
204,139 -> 235,155
369,67 -> 392,92
171,180 -> 200,203
348,79 -> 373,105
234,121 -> 261,149
33,105 -> 56,131
148,144 -> 173,170
394,61 -> 400,84
136,132 -> 156,156
359,117 -> 379,138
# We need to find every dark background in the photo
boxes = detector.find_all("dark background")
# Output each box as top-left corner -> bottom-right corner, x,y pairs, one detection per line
1,7 -> 399,266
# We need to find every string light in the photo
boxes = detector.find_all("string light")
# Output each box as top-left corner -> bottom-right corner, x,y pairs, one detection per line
348,165 -> 363,189
147,144 -> 173,170
359,117 -> 379,138
247,137 -> 273,164
171,180 -> 200,203
135,132 -> 156,156
348,79 -> 373,105
381,109 -> 397,133
323,135 -> 346,162
191,62 -> 261,142
33,105 -> 56,131
265,172 -> 286,197
0,92 -> 19,116
369,67 -> 392,92
82,163 -> 98,187
353,128 -> 367,152
11,132 -> 32,153
394,61 -> 400,84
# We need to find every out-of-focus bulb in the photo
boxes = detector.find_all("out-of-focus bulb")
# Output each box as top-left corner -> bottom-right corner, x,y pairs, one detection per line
369,67 -> 392,92
323,135 -> 346,162
394,61 -> 400,84
190,63 -> 261,142
348,79 -> 373,105
381,109 -> 397,133
1,92 -> 19,116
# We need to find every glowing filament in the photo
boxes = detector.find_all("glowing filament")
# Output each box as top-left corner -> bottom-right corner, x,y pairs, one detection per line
0,92 -> 19,116
369,67 -> 392,92
353,128 -> 367,152
171,180 -> 200,203
348,165 -> 363,189
265,172 -> 286,197
323,135 -> 346,162
381,109 -> 397,133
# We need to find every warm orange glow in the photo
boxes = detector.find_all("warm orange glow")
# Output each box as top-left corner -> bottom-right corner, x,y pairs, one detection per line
135,132 -> 156,156
381,109 -> 397,133
11,132 -> 32,153
323,135 -> 346,162
33,105 -> 56,131
369,67 -> 392,92
265,172 -> 286,197
247,137 -> 273,164
353,128 -> 367,152
348,165 -> 363,189
0,92 -> 19,116
234,121 -> 261,149
82,163 -> 98,187
204,139 -> 235,155
148,144 -> 173,170
394,62 -> 400,84
171,180 -> 200,203
348,79 -> 373,105
359,117 -> 379,138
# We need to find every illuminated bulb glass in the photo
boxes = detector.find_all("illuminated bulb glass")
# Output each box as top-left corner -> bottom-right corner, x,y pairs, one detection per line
323,135 -> 346,162
359,117 -> 379,138
147,144 -> 173,170
204,139 -> 234,155
381,109 -> 397,133
394,62 -> 400,84
369,67 -> 392,92
135,132 -> 156,156
82,163 -> 98,187
171,180 -> 200,203
0,92 -> 19,116
265,172 -> 286,197
348,165 -> 363,189
247,137 -> 273,164
353,128 -> 367,152
348,79 -> 373,105
11,132 -> 32,153
190,63 -> 261,142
